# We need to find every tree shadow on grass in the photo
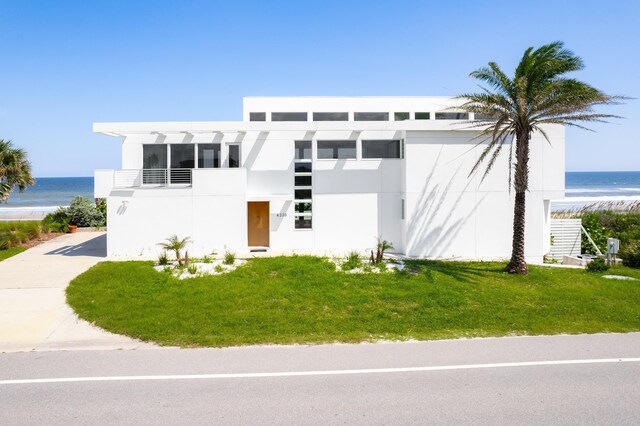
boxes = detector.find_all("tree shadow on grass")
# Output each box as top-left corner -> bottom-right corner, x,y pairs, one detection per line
405,260 -> 507,284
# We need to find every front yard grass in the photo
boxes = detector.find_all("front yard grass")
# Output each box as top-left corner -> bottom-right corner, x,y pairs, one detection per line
0,247 -> 26,261
66,256 -> 640,347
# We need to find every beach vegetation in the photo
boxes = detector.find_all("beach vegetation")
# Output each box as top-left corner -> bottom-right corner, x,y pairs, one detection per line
67,256 -> 640,347
41,208 -> 70,233
457,41 -> 623,274
0,139 -> 35,203
67,196 -> 105,227
620,242 -> 640,268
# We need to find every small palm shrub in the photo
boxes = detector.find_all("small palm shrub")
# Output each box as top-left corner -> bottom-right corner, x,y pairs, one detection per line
157,251 -> 169,266
214,264 -> 224,273
158,235 -> 191,266
187,264 -> 198,275
67,196 -> 105,227
224,251 -> 235,265
586,257 -> 609,273
342,251 -> 362,271
202,255 -> 212,264
620,242 -> 640,268
370,237 -> 394,264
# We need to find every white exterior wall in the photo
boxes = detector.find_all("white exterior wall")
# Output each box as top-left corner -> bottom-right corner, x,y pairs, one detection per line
95,96 -> 565,261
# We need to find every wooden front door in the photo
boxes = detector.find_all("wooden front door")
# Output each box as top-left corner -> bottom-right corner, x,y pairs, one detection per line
247,201 -> 270,247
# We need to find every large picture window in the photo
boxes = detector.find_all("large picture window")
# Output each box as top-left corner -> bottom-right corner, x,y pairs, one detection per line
171,145 -> 195,169
143,145 -> 167,169
317,140 -> 356,159
142,144 -> 168,184
197,144 -> 220,168
362,140 -> 401,159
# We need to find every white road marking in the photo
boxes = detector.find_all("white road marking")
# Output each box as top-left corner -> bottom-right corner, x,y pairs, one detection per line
2,357 -> 639,385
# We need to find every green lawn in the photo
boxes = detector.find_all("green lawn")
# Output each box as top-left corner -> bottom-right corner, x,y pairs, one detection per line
0,247 -> 26,261
66,256 -> 640,348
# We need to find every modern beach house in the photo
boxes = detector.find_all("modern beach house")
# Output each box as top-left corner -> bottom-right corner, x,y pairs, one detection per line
94,97 -> 565,261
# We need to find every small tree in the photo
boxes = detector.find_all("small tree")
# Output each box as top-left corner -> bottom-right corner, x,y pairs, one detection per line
370,237 -> 394,264
159,235 -> 191,266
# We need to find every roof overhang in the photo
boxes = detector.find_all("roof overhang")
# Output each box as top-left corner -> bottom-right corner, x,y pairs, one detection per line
93,120 -> 482,138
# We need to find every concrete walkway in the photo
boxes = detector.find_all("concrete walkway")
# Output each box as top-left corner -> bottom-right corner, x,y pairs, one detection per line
0,232 -> 153,352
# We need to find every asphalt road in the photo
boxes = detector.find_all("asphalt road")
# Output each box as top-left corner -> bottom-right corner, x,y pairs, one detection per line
1,333 -> 639,425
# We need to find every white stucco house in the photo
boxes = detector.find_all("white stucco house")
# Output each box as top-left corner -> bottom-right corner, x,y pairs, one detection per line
94,96 -> 564,261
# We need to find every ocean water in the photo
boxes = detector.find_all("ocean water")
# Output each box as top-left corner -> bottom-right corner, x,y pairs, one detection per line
1,177 -> 94,209
0,172 -> 639,211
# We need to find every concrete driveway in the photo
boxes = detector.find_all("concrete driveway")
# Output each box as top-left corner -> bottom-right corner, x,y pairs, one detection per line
0,232 -> 153,352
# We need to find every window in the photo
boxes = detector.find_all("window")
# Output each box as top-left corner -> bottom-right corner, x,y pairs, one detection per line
294,217 -> 312,229
295,202 -> 312,213
249,112 -> 266,121
295,189 -> 312,200
171,145 -> 195,169
142,144 -> 167,184
415,112 -> 430,120
435,112 -> 469,120
295,141 -> 311,160
362,140 -> 401,159
143,145 -> 167,169
475,113 -> 497,121
294,140 -> 312,229
394,112 -> 410,121
354,112 -> 389,121
197,144 -> 220,168
313,112 -> 348,121
271,112 -> 308,121
295,162 -> 312,173
317,140 -> 356,159
294,176 -> 312,187
228,145 -> 240,168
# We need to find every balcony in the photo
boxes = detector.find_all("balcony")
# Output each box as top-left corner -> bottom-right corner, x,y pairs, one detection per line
95,168 -> 247,198
113,169 -> 193,188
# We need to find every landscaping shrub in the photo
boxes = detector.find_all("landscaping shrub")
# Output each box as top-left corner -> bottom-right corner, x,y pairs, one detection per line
620,242 -> 640,268
42,208 -> 70,233
341,251 -> 362,271
96,198 -> 107,224
0,221 -> 42,249
581,211 -> 640,254
224,251 -> 236,265
187,264 -> 198,275
67,196 -> 105,227
158,251 -> 169,266
586,257 -> 609,273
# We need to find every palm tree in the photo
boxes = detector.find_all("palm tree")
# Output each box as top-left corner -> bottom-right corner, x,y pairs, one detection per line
159,235 -> 191,266
457,42 -> 621,274
0,139 -> 35,202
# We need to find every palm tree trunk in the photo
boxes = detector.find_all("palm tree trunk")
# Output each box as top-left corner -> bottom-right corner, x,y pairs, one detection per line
506,130 -> 530,274
506,191 -> 528,273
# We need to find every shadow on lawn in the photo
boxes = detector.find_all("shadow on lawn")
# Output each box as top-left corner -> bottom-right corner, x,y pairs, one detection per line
405,260 -> 507,283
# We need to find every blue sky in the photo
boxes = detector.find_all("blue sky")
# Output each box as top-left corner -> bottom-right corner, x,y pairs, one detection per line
1,0 -> 638,176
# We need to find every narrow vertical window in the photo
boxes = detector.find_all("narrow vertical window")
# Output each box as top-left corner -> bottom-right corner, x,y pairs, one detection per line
229,145 -> 240,168
294,140 -> 312,229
